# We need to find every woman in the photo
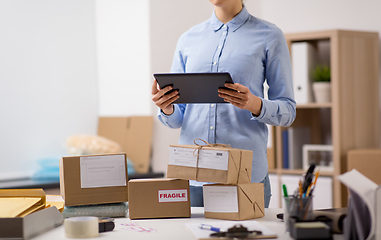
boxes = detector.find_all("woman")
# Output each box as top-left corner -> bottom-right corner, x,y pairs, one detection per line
151,0 -> 296,208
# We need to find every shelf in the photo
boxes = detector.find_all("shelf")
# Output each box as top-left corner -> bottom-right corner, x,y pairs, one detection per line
272,29 -> 380,208
296,103 -> 332,109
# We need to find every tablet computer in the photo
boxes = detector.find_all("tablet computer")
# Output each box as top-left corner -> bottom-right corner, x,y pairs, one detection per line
153,72 -> 234,103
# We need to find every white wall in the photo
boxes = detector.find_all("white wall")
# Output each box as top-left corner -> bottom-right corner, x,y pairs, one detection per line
1,0 -> 380,180
95,0 -> 151,117
0,0 -> 98,180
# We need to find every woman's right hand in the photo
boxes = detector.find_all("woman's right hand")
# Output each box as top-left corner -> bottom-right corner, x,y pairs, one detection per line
151,79 -> 179,115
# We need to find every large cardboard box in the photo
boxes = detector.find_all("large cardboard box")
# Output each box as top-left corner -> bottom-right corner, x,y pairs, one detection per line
203,183 -> 265,220
97,116 -> 153,173
0,207 -> 63,239
60,153 -> 128,206
128,178 -> 191,219
167,144 -> 252,184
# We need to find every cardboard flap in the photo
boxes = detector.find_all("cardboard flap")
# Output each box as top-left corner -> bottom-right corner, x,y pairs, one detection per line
238,183 -> 265,219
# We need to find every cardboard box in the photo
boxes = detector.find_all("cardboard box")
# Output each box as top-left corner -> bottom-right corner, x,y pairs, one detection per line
167,144 -> 252,184
203,183 -> 265,220
97,116 -> 153,173
128,178 -> 190,219
0,207 -> 63,239
347,149 -> 381,185
60,153 -> 128,206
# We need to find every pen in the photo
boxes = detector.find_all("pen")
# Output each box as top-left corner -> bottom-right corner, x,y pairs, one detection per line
298,180 -> 303,197
282,184 -> 288,197
308,169 -> 320,197
199,224 -> 222,232
302,164 -> 315,194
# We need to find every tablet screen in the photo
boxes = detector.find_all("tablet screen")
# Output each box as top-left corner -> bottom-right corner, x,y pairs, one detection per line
154,72 -> 234,104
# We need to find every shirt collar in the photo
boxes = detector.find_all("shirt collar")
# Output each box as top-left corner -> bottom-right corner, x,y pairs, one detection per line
209,5 -> 250,32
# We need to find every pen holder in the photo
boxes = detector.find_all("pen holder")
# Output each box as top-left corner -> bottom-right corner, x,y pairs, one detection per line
283,195 -> 313,233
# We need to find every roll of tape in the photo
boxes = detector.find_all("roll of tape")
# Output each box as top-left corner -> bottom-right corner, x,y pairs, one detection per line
64,216 -> 99,238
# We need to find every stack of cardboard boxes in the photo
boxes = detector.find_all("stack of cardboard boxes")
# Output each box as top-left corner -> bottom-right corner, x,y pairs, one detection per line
128,142 -> 265,220
60,153 -> 129,217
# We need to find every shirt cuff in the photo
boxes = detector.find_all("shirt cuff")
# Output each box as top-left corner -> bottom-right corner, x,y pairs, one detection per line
250,97 -> 266,120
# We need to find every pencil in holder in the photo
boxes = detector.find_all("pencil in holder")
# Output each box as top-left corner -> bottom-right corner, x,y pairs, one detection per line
283,195 -> 314,233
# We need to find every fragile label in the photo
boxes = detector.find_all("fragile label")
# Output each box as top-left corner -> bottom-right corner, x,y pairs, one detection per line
158,189 -> 188,203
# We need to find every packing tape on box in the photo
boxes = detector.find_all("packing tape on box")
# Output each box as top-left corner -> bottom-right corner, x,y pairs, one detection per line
64,216 -> 99,238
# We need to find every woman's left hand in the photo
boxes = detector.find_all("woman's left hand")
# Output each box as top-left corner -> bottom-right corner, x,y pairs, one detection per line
218,83 -> 262,116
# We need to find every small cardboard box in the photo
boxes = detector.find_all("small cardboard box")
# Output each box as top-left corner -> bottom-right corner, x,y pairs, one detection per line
0,207 -> 63,239
203,183 -> 265,220
128,178 -> 191,219
97,116 -> 153,173
60,153 -> 128,206
167,144 -> 252,184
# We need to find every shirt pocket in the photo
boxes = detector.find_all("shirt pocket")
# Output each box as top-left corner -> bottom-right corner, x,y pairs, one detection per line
226,52 -> 256,85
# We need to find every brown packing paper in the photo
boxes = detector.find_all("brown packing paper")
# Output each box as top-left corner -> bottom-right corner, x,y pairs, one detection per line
204,183 -> 265,221
167,142 -> 252,184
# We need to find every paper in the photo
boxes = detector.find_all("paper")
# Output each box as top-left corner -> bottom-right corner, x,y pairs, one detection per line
186,221 -> 277,239
168,147 -> 198,167
0,197 -> 41,217
80,154 -> 126,188
338,169 -> 378,240
198,149 -> 229,171
203,186 -> 238,213
46,195 -> 65,212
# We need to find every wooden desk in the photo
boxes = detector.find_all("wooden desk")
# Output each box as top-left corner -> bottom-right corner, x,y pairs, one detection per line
33,208 -> 344,240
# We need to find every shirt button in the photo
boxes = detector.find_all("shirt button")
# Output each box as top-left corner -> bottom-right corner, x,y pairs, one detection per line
210,126 -> 214,130
223,24 -> 227,28
218,46 -> 221,49
211,104 -> 215,107
223,32 -> 226,35
213,62 -> 217,65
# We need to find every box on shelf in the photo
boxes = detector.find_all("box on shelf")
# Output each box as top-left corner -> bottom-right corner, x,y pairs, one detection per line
97,116 -> 153,173
167,144 -> 252,184
128,178 -> 190,219
203,183 -> 264,220
60,153 -> 128,207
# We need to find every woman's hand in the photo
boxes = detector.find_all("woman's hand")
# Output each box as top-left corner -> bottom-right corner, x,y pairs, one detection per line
218,83 -> 262,116
151,79 -> 179,115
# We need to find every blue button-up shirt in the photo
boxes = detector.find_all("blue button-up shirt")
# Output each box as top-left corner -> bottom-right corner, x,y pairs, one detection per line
158,6 -> 296,182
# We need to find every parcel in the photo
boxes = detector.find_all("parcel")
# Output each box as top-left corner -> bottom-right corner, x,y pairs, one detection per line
167,144 -> 252,184
203,183 -> 265,220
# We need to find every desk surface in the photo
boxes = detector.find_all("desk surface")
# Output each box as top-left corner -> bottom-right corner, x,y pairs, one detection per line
34,208 -> 344,240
